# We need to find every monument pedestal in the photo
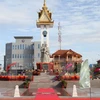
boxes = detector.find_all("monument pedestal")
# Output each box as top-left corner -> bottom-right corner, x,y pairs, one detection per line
36,62 -> 54,71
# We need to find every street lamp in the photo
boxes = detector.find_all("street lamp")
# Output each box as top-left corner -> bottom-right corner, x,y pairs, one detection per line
0,64 -> 2,70
0,59 -> 3,70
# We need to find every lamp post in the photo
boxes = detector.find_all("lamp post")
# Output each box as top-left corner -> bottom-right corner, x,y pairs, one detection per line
0,59 -> 3,68
33,56 -> 38,70
0,64 -> 2,71
6,58 -> 9,70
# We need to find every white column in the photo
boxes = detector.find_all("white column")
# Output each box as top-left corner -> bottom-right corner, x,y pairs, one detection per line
46,26 -> 49,48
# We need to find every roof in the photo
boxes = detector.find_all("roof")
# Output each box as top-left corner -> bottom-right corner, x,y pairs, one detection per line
14,36 -> 33,39
36,0 -> 54,27
52,50 -> 67,57
52,49 -> 82,57
97,60 -> 100,62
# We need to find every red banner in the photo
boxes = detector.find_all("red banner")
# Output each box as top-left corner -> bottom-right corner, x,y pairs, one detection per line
6,62 -> 16,72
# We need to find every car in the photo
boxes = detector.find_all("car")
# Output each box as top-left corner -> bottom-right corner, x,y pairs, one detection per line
94,67 -> 100,79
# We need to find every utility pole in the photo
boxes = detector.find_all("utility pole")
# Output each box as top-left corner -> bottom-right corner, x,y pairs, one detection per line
58,22 -> 62,50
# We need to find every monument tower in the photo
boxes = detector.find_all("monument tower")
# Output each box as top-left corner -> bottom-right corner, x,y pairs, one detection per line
36,0 -> 54,63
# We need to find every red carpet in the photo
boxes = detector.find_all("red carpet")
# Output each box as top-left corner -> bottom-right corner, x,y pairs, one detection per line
34,88 -> 60,100
0,98 -> 100,100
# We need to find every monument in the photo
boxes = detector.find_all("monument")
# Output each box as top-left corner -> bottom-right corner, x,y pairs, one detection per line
14,85 -> 20,97
36,0 -> 54,70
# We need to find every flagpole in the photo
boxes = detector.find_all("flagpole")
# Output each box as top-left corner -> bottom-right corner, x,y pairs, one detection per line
90,87 -> 91,100
90,79 -> 91,100
90,64 -> 92,100
58,22 -> 62,50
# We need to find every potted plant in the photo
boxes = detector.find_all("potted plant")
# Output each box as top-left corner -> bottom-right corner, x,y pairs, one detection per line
61,80 -> 67,88
23,78 -> 30,88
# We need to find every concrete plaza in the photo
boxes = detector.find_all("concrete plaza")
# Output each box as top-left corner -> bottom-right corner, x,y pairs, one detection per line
0,73 -> 100,98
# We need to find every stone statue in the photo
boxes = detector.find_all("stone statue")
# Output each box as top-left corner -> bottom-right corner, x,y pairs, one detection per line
41,43 -> 50,62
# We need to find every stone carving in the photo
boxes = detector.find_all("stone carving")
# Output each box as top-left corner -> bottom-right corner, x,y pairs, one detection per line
41,43 -> 50,62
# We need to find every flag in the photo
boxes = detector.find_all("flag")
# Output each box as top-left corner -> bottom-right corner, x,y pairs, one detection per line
66,63 -> 72,70
79,59 -> 90,88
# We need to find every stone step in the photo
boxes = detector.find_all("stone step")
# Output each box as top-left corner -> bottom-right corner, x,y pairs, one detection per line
29,72 -> 57,89
29,83 -> 55,88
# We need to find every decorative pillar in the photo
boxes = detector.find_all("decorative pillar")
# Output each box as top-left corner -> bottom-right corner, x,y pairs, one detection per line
72,55 -> 73,62
67,54 -> 68,62
53,55 -> 55,62
58,55 -> 61,71
76,55 -> 78,62
46,25 -> 49,48
59,55 -> 60,62
41,25 -> 44,46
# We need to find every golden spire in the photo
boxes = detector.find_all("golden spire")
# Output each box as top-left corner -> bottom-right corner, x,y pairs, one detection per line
44,0 -> 46,4
43,0 -> 46,6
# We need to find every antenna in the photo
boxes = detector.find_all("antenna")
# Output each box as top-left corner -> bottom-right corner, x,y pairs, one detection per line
58,22 -> 62,50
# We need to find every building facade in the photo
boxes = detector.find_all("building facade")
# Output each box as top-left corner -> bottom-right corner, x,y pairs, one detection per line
4,36 -> 41,74
52,49 -> 83,71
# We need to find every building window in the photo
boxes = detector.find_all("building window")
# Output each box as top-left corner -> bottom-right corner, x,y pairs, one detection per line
15,54 -> 16,58
25,44 -> 27,49
7,45 -> 11,50
28,45 -> 29,49
20,44 -> 22,49
68,55 -> 72,61
12,45 -> 14,49
38,44 -> 40,49
25,54 -> 26,58
38,53 -> 40,58
32,55 -> 34,59
29,46 -> 31,49
18,45 -> 19,49
23,54 -> 25,58
18,54 -> 19,58
12,54 -> 14,58
30,63 -> 32,66
20,54 -> 21,58
30,45 -> 33,50
23,44 -> 24,49
28,54 -> 30,58
15,45 -> 17,49
32,45 -> 34,49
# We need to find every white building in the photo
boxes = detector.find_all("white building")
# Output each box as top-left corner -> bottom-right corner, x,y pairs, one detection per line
4,36 -> 41,74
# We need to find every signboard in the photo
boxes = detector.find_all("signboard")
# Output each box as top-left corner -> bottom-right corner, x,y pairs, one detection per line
42,64 -> 48,70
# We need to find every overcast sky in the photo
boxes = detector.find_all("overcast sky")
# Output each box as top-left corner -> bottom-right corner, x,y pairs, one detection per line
0,0 -> 100,67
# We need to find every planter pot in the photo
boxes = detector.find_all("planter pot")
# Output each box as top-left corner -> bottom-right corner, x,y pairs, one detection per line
75,75 -> 80,80
71,75 -> 75,80
24,83 -> 29,88
61,80 -> 67,88
65,75 -> 69,80
62,85 -> 67,88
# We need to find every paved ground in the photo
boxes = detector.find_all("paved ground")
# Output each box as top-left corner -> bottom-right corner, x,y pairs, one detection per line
65,79 -> 100,97
0,73 -> 100,98
0,81 -> 27,97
